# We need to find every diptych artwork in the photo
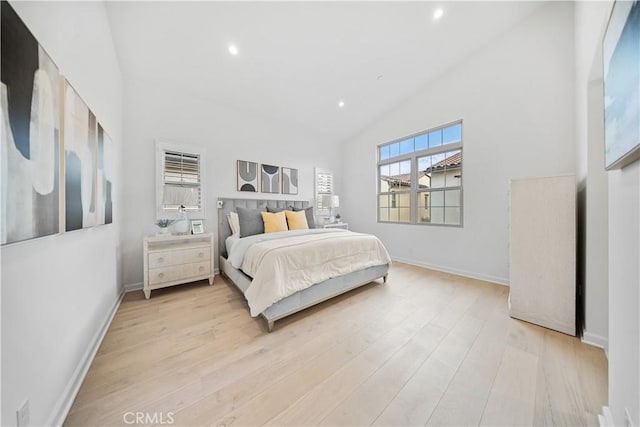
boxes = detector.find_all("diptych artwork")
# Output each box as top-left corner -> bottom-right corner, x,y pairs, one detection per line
281,167 -> 298,195
237,160 -> 258,192
261,164 -> 280,193
1,1 -> 115,244
1,1 -> 60,244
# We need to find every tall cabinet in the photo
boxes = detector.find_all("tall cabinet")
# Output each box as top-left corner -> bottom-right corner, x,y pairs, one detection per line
509,174 -> 576,336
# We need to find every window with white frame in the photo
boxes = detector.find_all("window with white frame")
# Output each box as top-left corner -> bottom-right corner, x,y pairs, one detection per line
378,121 -> 463,226
315,168 -> 334,217
156,140 -> 205,220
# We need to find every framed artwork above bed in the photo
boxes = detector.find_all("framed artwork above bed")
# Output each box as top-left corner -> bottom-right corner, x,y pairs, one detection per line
237,160 -> 258,192
281,167 -> 298,195
261,164 -> 280,193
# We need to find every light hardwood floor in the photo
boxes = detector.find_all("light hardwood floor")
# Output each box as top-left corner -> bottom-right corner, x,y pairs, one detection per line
64,262 -> 607,426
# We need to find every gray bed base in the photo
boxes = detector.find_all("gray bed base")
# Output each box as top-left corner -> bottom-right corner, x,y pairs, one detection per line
220,256 -> 388,332
217,197 -> 389,332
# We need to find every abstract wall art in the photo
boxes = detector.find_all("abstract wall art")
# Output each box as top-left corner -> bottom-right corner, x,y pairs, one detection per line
64,81 -> 98,231
603,0 -> 640,170
97,124 -> 114,224
261,164 -> 280,193
1,1 -> 60,244
1,1 -> 115,244
237,160 -> 258,192
281,167 -> 298,195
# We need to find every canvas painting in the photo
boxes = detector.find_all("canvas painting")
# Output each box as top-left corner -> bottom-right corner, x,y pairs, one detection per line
281,167 -> 298,195
1,1 -> 60,244
603,0 -> 640,169
261,164 -> 280,193
237,160 -> 258,192
96,124 -> 114,225
64,81 -> 97,231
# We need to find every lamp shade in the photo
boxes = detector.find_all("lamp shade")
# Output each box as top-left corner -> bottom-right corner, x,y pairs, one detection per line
322,195 -> 340,208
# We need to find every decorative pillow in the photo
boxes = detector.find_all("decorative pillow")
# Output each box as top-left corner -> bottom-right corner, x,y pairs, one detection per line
261,211 -> 288,233
285,210 -> 309,230
266,206 -> 289,213
292,206 -> 316,229
227,212 -> 240,236
236,207 -> 266,238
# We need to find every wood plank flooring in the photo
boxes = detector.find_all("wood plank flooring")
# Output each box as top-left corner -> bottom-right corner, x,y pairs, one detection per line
64,262 -> 607,426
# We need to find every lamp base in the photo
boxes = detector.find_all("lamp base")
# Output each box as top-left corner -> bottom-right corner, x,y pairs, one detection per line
172,211 -> 190,235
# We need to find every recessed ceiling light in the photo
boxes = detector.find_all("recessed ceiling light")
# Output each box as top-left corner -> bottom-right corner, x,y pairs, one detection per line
338,100 -> 345,108
228,44 -> 239,56
433,8 -> 444,20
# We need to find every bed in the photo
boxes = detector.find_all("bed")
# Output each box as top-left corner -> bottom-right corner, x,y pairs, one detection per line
217,198 -> 391,332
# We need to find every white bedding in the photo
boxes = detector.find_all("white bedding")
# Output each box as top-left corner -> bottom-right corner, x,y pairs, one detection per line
228,229 -> 391,316
225,234 -> 240,256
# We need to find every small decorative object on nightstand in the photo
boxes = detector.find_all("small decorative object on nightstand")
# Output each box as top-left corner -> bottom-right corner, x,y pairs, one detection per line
191,220 -> 204,234
155,219 -> 174,236
143,232 -> 214,299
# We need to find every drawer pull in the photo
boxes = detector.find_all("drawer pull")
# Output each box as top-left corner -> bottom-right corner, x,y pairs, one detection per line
158,257 -> 164,263
199,266 -> 205,271
158,273 -> 165,278
198,252 -> 204,257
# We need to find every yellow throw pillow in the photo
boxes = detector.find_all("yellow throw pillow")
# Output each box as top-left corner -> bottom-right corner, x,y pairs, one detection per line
261,211 -> 288,233
285,210 -> 309,230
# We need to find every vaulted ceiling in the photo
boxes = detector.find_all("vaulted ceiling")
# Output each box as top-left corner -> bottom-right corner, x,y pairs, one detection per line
106,1 -> 544,143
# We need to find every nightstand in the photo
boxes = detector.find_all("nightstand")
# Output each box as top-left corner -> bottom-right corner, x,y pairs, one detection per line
322,222 -> 349,230
143,233 -> 214,299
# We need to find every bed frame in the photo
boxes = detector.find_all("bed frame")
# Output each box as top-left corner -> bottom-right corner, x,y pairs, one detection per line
217,197 -> 389,332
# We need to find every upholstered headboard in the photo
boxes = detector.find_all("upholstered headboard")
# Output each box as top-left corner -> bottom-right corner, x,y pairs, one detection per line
217,198 -> 310,258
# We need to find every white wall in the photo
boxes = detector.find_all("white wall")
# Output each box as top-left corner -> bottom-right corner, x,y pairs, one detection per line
0,2 -> 123,426
574,0 -> 611,352
342,2 -> 576,285
120,78 -> 343,288
608,162 -> 640,426
575,1 -> 640,424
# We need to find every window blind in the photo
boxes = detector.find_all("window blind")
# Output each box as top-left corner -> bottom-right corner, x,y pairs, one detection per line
162,150 -> 201,211
315,171 -> 333,212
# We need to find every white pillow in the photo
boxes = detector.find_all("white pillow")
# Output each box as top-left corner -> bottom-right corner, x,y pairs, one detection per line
227,212 -> 240,236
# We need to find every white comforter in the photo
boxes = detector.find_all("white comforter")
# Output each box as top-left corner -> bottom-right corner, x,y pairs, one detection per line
227,229 -> 391,316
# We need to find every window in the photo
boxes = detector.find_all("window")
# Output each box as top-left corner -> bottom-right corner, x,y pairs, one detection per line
377,121 -> 462,226
315,168 -> 334,217
156,140 -> 205,220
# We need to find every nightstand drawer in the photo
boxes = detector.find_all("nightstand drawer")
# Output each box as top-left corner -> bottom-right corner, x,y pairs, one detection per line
182,247 -> 211,264
148,265 -> 182,285
182,261 -> 211,279
148,252 -> 181,269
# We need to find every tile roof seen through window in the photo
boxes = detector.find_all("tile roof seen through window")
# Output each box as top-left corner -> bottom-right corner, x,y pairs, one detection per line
428,152 -> 462,171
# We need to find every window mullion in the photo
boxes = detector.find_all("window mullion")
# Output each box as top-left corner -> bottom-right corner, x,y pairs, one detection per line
411,157 -> 418,224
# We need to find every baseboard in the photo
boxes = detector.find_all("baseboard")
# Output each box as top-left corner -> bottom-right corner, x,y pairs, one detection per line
124,269 -> 220,293
582,331 -> 609,357
392,256 -> 509,287
124,281 -> 143,292
46,290 -> 125,426
599,406 -> 615,426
